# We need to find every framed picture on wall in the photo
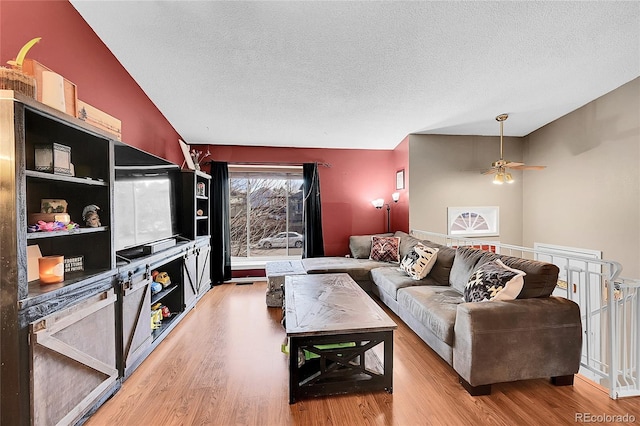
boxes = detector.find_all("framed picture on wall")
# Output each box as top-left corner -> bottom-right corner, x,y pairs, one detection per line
396,169 -> 405,190
447,206 -> 499,237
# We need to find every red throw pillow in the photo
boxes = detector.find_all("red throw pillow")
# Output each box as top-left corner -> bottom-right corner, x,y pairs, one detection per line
369,236 -> 401,263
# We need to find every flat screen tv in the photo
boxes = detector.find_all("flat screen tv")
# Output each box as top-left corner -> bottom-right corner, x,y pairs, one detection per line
114,171 -> 178,253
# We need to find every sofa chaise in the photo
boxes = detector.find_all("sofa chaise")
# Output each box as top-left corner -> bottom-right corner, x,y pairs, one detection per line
267,231 -> 582,395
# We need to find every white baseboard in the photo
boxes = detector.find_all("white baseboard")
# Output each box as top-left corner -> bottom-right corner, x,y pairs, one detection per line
225,276 -> 266,284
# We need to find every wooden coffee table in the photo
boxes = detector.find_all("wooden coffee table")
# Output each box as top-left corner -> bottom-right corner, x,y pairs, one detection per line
284,273 -> 397,403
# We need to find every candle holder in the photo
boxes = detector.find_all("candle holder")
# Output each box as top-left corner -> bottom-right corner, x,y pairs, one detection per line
38,255 -> 64,284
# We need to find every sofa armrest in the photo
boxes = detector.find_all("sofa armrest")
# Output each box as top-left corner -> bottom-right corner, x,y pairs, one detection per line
453,296 -> 582,387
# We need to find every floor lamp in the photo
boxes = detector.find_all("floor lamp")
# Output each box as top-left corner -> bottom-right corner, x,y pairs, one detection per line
371,192 -> 400,232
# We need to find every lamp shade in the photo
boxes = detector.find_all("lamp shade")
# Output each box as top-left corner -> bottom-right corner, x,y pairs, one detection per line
493,173 -> 504,185
371,198 -> 384,208
392,192 -> 400,202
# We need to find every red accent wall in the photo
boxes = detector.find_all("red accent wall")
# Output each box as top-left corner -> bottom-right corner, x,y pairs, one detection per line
207,145 -> 406,256
0,0 -> 184,164
2,1 -> 410,257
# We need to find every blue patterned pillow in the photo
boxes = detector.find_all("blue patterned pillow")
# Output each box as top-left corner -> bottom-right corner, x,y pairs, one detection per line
464,259 -> 526,302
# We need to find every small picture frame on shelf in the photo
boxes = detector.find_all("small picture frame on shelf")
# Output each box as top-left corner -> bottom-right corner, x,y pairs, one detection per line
196,182 -> 206,197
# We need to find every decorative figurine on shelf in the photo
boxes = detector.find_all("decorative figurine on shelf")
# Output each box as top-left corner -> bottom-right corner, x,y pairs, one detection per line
82,204 -> 101,227
155,272 -> 172,288
151,281 -> 163,295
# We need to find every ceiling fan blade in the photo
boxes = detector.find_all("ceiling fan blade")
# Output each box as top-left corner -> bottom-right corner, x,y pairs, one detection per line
504,162 -> 525,168
509,165 -> 547,170
482,168 -> 498,175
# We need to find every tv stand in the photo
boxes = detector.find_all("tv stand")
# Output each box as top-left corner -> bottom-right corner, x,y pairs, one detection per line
119,238 -> 210,378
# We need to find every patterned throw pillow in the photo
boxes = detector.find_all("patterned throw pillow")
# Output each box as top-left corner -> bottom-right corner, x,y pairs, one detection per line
369,236 -> 401,263
464,259 -> 526,302
400,243 -> 439,280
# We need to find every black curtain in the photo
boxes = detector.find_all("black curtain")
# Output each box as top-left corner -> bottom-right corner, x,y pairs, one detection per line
209,161 -> 231,284
302,163 -> 324,258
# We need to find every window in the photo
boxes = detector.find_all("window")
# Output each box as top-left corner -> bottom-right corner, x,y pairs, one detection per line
447,206 -> 499,237
229,166 -> 304,261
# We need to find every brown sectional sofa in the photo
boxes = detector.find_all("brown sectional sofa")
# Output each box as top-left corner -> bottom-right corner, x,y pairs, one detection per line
268,230 -> 583,395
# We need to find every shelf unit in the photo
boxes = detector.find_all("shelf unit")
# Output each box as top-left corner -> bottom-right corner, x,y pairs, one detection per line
149,256 -> 184,341
180,169 -> 211,240
1,90 -> 213,425
151,283 -> 178,305
24,104 -> 114,291
1,90 -> 118,426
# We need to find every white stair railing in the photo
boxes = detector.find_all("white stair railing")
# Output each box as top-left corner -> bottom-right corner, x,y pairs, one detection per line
609,277 -> 640,398
410,230 -> 638,399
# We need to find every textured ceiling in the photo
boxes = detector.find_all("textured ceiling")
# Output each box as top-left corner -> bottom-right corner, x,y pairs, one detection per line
70,1 -> 640,150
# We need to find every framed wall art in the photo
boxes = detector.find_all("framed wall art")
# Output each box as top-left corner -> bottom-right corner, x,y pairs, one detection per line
447,206 -> 499,237
396,169 -> 405,190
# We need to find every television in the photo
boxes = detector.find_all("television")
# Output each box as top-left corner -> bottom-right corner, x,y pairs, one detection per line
113,142 -> 180,255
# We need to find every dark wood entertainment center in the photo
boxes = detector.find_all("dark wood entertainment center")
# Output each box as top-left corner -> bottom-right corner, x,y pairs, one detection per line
0,90 -> 212,425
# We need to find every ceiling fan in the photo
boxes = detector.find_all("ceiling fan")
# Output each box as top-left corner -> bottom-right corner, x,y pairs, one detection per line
483,113 -> 546,184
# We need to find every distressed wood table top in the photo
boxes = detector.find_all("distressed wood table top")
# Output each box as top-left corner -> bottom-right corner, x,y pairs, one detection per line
285,273 -> 397,337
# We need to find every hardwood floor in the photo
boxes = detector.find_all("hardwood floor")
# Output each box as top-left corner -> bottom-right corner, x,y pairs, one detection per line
86,282 -> 640,426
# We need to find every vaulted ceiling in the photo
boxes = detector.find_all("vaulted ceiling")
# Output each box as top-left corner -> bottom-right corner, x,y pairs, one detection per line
71,1 -> 639,150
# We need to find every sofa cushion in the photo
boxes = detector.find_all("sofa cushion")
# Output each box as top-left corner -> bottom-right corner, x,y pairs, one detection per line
394,231 -> 423,258
464,259 -> 526,302
449,247 -> 492,293
349,233 -> 393,259
397,286 -> 464,346
392,231 -> 455,285
371,267 -> 436,300
399,244 -> 439,280
498,255 -> 560,299
450,247 -> 560,299
369,236 -> 401,263
424,245 -> 455,286
301,257 -> 389,282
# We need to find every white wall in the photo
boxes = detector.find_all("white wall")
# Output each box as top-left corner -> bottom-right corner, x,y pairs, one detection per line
408,134 -> 524,245
522,78 -> 640,277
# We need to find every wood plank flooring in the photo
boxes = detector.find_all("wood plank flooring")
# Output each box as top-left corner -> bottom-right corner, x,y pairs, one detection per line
85,282 -> 640,426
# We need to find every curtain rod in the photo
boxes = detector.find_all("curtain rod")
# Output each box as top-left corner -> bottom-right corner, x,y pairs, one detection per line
225,161 -> 332,168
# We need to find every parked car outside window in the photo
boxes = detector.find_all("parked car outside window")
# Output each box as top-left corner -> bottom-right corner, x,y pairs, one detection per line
257,232 -> 303,249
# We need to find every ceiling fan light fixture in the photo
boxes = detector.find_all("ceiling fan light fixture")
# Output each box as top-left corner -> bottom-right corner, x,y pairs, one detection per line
485,113 -> 545,184
505,173 -> 514,184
